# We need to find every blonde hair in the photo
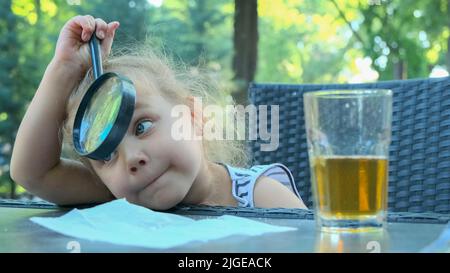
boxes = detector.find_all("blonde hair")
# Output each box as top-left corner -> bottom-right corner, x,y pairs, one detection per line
61,43 -> 249,172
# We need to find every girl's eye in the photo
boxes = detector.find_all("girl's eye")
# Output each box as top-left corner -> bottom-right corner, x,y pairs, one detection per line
135,120 -> 153,136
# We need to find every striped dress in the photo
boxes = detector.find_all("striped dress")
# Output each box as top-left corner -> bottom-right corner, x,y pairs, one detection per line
218,163 -> 301,208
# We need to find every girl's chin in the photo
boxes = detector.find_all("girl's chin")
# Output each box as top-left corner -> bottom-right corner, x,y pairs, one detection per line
139,184 -> 192,211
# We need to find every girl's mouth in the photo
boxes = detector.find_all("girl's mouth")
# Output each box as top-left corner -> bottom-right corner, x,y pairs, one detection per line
142,169 -> 166,190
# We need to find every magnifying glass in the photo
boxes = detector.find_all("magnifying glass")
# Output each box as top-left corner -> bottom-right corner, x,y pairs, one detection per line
73,34 -> 136,161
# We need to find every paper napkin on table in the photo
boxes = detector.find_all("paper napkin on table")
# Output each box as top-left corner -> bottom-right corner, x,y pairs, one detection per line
30,198 -> 296,249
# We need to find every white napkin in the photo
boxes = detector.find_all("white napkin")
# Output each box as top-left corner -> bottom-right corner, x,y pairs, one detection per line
30,199 -> 296,249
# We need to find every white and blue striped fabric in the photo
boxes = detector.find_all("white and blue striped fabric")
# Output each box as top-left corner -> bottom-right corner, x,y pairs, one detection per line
219,163 -> 301,208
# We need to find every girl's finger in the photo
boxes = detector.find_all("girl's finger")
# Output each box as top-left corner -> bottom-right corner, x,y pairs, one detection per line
77,15 -> 96,41
94,18 -> 108,40
101,21 -> 120,57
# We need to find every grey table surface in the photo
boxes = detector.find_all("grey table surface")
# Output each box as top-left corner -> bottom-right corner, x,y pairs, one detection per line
0,206 -> 447,253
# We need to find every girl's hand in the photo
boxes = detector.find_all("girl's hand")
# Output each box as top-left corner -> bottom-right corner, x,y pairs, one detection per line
53,15 -> 120,73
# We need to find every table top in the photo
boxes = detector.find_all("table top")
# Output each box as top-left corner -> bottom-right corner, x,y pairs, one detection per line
0,203 -> 448,253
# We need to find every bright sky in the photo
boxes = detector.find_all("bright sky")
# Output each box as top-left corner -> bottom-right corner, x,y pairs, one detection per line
147,0 -> 163,8
348,57 -> 379,83
429,66 -> 449,78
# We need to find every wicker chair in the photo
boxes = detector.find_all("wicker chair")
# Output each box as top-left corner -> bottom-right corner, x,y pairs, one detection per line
248,77 -> 450,214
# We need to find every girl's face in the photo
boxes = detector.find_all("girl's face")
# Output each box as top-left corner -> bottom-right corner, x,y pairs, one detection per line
89,81 -> 203,210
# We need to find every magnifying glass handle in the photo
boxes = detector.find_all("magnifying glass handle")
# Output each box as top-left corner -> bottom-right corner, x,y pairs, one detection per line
89,34 -> 103,79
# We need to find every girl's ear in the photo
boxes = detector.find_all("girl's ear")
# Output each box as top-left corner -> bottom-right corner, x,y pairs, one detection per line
186,95 -> 205,136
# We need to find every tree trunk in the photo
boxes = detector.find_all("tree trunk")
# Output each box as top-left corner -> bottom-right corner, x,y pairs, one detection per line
232,0 -> 258,105
393,60 -> 406,79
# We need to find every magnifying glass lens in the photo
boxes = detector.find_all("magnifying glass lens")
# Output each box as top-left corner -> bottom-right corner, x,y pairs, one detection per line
73,34 -> 136,160
79,77 -> 123,154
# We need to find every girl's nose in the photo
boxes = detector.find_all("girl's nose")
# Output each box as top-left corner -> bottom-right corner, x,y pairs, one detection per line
119,137 -> 149,174
128,156 -> 147,174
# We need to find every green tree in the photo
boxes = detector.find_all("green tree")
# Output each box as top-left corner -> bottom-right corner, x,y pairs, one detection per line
414,0 -> 450,71
256,0 -> 353,83
0,0 -> 20,198
333,0 -> 449,80
0,0 -> 77,198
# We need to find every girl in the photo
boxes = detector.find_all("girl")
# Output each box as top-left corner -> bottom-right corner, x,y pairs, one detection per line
10,15 -> 306,210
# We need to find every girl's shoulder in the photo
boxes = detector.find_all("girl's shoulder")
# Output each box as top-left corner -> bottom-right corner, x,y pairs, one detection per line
219,162 -> 300,208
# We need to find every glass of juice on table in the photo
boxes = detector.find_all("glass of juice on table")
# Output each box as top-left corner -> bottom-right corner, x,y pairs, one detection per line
304,89 -> 392,232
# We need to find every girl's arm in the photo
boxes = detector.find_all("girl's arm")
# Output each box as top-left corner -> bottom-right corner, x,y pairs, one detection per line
10,59 -> 113,205
253,176 -> 308,209
10,15 -> 118,205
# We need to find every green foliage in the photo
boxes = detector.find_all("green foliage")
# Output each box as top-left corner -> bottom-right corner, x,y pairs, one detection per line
0,0 -> 20,198
346,0 -> 449,79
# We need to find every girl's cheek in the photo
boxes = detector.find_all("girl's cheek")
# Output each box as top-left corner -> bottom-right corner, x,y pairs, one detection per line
106,180 -> 127,199
100,172 -> 124,196
176,140 -> 202,172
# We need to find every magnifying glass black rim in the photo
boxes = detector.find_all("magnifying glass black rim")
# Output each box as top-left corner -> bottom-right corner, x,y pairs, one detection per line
73,72 -> 135,161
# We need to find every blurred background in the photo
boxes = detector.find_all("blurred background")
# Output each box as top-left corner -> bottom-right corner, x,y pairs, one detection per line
1,0 -> 449,199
